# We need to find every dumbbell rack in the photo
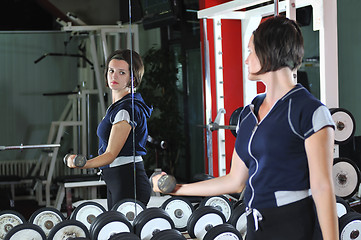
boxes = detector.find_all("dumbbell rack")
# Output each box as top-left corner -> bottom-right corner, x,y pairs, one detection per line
37,89 -> 100,207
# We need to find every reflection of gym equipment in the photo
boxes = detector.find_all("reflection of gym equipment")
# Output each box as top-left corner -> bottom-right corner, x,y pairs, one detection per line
32,23 -> 140,209
34,53 -> 93,67
0,144 -> 60,151
333,157 -> 361,199
0,23 -> 130,206
328,108 -> 361,200
0,143 -> 61,207
330,108 -> 356,145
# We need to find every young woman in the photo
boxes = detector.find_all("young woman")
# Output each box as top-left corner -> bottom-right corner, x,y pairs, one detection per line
66,49 -> 152,209
153,16 -> 338,240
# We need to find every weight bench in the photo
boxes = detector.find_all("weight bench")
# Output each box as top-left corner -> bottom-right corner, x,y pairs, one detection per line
54,174 -> 106,216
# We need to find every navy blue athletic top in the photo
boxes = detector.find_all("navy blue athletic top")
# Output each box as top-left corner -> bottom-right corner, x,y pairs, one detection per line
97,92 -> 152,169
235,84 -> 335,210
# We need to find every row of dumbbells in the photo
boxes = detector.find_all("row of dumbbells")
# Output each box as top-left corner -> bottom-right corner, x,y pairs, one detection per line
1,194 -> 360,239
0,194 -> 246,240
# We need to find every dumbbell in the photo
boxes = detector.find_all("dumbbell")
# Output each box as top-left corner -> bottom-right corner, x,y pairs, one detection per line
150,169 -> 177,194
63,154 -> 87,168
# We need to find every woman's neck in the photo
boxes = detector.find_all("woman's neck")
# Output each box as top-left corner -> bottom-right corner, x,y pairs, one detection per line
261,68 -> 296,105
112,88 -> 131,103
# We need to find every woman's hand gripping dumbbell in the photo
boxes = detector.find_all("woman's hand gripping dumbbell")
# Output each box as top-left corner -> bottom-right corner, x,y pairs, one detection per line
150,169 -> 177,194
63,154 -> 87,168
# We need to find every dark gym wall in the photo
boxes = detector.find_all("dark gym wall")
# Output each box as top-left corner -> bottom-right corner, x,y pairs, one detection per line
0,32 -> 78,161
337,0 -> 361,136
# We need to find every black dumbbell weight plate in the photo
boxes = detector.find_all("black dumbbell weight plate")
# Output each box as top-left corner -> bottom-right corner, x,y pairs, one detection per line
150,229 -> 186,240
70,201 -> 106,230
204,223 -> 243,240
229,107 -> 243,137
109,232 -> 141,240
0,210 -> 26,239
187,206 -> 226,239
89,210 -> 132,240
330,108 -> 356,145
228,202 -> 247,238
133,207 -> 175,240
161,196 -> 194,232
111,198 -> 146,225
339,211 -> 361,240
336,196 -> 352,218
29,206 -> 65,237
200,195 -> 233,221
4,223 -> 46,240
47,219 -> 90,240
333,157 -> 361,199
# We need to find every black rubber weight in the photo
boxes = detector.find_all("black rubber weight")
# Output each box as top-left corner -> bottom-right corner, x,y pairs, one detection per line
150,229 -> 186,240
89,210 -> 132,240
203,223 -> 243,240
4,223 -> 46,240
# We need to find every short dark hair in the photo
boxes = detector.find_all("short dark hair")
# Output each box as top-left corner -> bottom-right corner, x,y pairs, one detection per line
104,49 -> 144,88
253,16 -> 304,74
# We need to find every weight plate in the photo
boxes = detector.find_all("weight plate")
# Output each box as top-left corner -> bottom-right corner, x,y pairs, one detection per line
109,232 -> 141,240
339,212 -> 361,240
330,108 -> 356,144
47,219 -> 90,240
204,223 -> 243,240
187,206 -> 226,239
89,210 -> 132,240
228,202 -> 247,238
3,223 -> 46,240
0,210 -> 26,240
232,199 -> 244,209
200,195 -> 233,221
333,157 -> 361,199
29,207 -> 65,237
229,107 -> 243,137
70,201 -> 106,230
160,196 -> 194,232
336,196 -> 351,218
150,229 -> 186,240
133,207 -> 175,240
111,198 -> 146,225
